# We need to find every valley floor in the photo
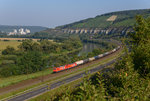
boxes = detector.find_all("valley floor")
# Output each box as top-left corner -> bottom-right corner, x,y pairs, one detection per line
0,46 -> 122,97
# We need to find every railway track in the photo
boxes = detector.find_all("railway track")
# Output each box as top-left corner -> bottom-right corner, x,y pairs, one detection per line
5,59 -> 116,101
0,43 -> 123,101
2,52 -> 122,101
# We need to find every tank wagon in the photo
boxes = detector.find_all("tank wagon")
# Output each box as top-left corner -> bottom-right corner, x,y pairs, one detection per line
53,46 -> 121,72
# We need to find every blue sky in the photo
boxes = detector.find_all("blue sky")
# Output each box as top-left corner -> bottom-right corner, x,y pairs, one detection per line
0,0 -> 150,28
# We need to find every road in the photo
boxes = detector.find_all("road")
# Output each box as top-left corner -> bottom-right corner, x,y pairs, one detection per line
5,58 -> 117,101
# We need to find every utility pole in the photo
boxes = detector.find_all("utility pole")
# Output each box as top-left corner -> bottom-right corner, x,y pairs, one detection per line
26,65 -> 29,79
42,69 -> 44,82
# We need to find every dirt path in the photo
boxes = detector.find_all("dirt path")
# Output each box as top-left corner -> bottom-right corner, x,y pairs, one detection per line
0,46 -> 122,95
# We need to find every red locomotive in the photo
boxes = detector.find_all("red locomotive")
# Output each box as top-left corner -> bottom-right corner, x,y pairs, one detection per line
53,46 -> 120,73
53,63 -> 77,72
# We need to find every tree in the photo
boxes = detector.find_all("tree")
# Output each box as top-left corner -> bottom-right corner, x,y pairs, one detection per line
130,15 -> 150,45
17,51 -> 45,74
32,42 -> 41,51
18,39 -> 34,51
2,46 -> 16,55
130,15 -> 150,76
40,40 -> 53,53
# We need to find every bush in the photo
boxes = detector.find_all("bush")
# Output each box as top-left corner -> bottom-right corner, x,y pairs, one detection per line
0,55 -> 17,60
2,46 -> 16,55
1,60 -> 14,65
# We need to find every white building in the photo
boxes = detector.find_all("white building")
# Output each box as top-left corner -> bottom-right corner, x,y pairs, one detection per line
8,28 -> 31,35
19,28 -> 26,35
14,29 -> 17,34
25,29 -> 31,34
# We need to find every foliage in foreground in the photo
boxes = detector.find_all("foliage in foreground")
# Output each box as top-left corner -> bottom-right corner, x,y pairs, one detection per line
32,16 -> 150,101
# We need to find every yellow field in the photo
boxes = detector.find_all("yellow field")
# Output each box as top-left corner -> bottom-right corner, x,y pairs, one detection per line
0,38 -> 40,41
0,38 -> 53,52
0,41 -> 21,52
107,15 -> 117,21
0,38 -> 40,51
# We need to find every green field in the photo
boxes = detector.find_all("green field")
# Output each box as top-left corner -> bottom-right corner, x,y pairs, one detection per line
0,47 -> 124,100
0,41 -> 21,52
0,68 -> 53,88
0,47 -> 121,88
0,48 -> 82,88
0,38 -> 82,88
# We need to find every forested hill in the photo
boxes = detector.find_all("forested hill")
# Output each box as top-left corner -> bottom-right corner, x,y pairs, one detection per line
31,9 -> 150,39
57,9 -> 150,29
0,25 -> 48,33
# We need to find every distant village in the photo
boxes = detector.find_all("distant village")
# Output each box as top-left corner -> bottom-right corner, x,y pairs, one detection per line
8,28 -> 31,35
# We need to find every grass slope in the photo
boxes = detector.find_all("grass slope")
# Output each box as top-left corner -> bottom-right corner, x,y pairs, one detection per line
57,9 -> 150,29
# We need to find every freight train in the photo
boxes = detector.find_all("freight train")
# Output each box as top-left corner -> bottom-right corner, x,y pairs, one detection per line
53,46 -> 120,73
